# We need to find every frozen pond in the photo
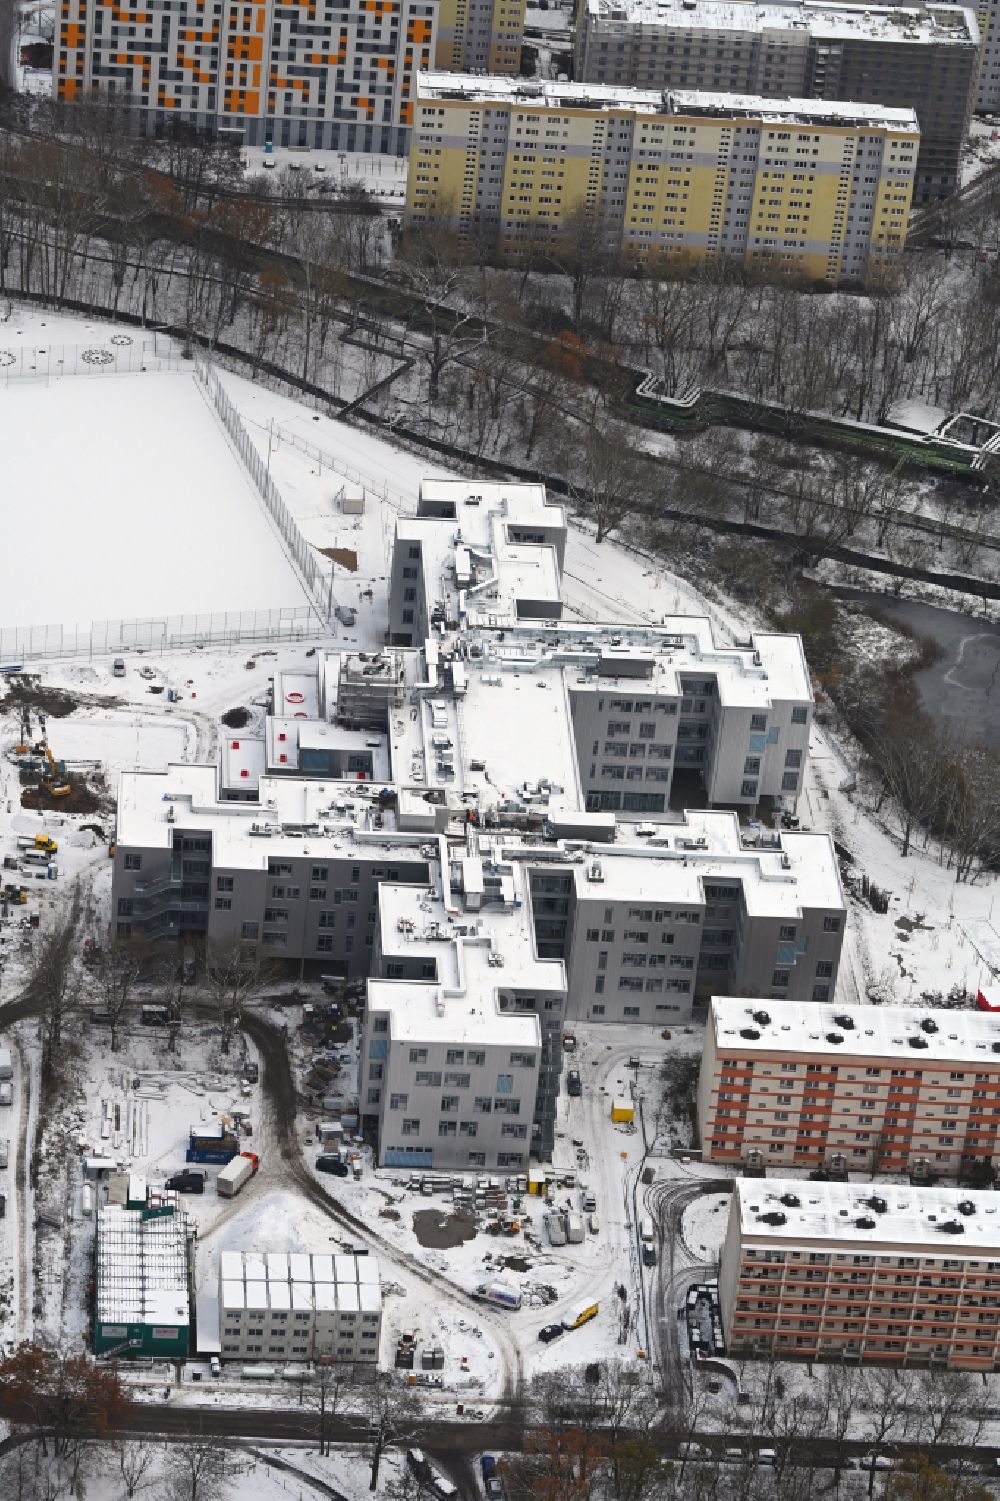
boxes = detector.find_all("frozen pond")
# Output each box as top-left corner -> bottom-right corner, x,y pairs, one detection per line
837,589 -> 1000,749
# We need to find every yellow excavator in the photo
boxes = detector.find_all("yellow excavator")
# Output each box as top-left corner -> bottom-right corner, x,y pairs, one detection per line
36,739 -> 71,798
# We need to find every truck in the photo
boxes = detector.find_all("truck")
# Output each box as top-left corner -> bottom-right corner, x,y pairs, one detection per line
474,1280 -> 522,1311
565,1213 -> 585,1245
0,1050 -> 12,1082
564,1300 -> 599,1331
216,1151 -> 260,1197
16,834 -> 57,854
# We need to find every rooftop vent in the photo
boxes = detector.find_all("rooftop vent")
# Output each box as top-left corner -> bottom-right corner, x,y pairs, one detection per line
937,1220 -> 966,1235
833,1014 -> 855,1030
780,1193 -> 800,1208
855,1216 -> 876,1230
920,1017 -> 939,1034
867,1196 -> 887,1214
826,1033 -> 844,1045
752,1010 -> 771,1026
957,1200 -> 976,1216
759,1211 -> 786,1227
740,1028 -> 761,1041
908,1036 -> 929,1049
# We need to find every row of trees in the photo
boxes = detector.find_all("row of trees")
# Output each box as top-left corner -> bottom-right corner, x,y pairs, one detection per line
503,1359 -> 999,1501
5,88 -> 1000,445
26,919 -> 277,1086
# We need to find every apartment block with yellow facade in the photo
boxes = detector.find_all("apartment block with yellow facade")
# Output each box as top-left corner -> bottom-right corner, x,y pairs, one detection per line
55,0 -> 451,151
405,74 -> 919,284
434,0 -> 525,73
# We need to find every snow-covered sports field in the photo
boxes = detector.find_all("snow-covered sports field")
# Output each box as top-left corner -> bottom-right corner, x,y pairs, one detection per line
1,370 -> 308,628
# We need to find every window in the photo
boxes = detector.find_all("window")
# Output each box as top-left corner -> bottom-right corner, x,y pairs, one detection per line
785,749 -> 802,768
446,1049 -> 465,1065
750,714 -> 767,731
792,707 -> 808,724
812,984 -> 830,1002
401,1119 -> 421,1135
409,1048 -> 428,1064
474,1097 -> 492,1113
772,969 -> 790,988
779,924 -> 797,941
124,853 -> 142,871
214,897 -> 232,911
389,1093 -> 408,1110
311,866 -> 329,881
241,922 -> 259,940
823,917 -> 842,933
741,780 -> 758,799
782,772 -> 799,792
816,960 -> 833,979
496,1073 -> 513,1094
216,875 -> 233,891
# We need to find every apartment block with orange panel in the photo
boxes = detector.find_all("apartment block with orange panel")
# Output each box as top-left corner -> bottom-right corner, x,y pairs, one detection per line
55,0 -> 439,152
699,996 -> 1000,1179
721,1180 -> 1000,1370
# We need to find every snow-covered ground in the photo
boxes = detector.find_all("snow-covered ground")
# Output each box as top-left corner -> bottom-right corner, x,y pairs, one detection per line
1,368 -> 309,628
243,145 -> 408,201
11,300 -> 1000,1428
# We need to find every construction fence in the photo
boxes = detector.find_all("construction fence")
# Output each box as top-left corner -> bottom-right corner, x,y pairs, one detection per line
0,608 -> 320,665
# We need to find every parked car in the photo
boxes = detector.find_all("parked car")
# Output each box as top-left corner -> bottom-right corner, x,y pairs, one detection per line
567,1070 -> 582,1097
112,657 -> 126,677
165,1171 -> 206,1194
538,1324 -> 565,1344
642,1243 -> 657,1268
581,1190 -> 597,1214
407,1450 -> 432,1482
0,1082 -> 12,1108
317,1155 -> 350,1177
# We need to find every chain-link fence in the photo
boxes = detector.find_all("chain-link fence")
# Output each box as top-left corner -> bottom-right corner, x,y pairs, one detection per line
0,607 -> 319,664
196,361 -> 335,626
0,336 -> 182,384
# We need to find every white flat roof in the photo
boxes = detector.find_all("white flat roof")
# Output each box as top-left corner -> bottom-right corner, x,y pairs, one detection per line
370,977 -> 541,1047
116,763 -> 417,866
220,735 -> 265,796
711,995 -> 1000,1063
737,1180 -> 1000,1255
419,70 -> 924,124
578,0 -> 978,46
558,811 -> 844,917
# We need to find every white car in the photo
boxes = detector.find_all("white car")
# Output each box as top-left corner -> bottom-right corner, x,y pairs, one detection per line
0,1082 -> 12,1107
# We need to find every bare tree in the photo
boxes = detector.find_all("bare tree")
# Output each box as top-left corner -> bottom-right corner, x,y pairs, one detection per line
308,1360 -> 350,1457
360,1367 -> 417,1492
27,911 -> 83,1083
94,932 -> 150,1053
203,934 -> 273,1054
115,1438 -> 157,1498
167,1443 -> 228,1501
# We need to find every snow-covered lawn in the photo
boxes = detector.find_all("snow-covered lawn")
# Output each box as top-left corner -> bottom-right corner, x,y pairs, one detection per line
0,370 -> 309,628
